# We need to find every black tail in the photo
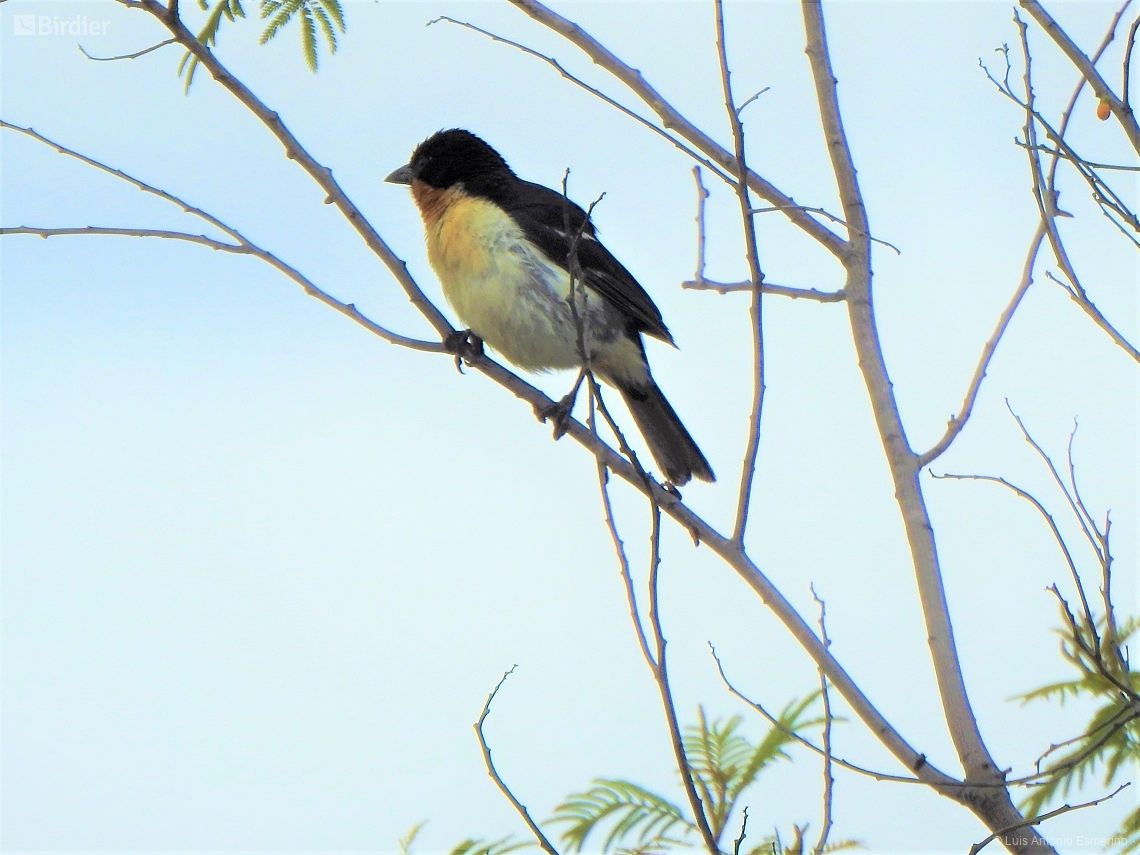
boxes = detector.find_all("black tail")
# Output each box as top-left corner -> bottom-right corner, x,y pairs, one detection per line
619,381 -> 715,486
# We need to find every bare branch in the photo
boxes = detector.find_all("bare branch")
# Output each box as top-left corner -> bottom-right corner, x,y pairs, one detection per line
0,226 -> 443,354
685,173 -> 843,304
749,203 -> 902,255
596,461 -> 655,669
810,586 -> 835,855
1125,14 -> 1139,110
475,667 -> 562,855
710,646 -> 934,786
506,0 -> 850,259
802,0 -> 1011,812
691,166 -> 711,285
644,503 -> 720,855
714,0 -> 766,548
2,224 -> 242,249
1045,272 -> 1140,363
78,37 -> 176,60
1019,0 -> 1140,153
124,0 -> 454,339
1017,142 -> 1140,172
429,17 -> 734,187
732,807 -> 748,855
918,222 -> 1046,467
967,784 -> 1130,855
682,279 -> 846,302
931,472 -> 1094,636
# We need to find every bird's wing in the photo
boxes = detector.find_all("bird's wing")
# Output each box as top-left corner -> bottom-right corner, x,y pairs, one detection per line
507,180 -> 673,344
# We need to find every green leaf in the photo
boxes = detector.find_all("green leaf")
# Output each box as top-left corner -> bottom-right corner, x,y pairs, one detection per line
399,821 -> 427,855
548,779 -> 695,854
300,4 -> 317,71
178,0 -> 246,92
258,0 -> 342,70
1017,609 -> 1140,851
682,696 -> 824,840
448,837 -> 537,855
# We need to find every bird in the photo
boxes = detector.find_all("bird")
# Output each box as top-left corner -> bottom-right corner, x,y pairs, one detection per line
385,129 -> 714,486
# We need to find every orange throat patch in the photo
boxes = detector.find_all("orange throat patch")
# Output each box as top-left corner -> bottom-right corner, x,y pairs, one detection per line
410,179 -> 465,228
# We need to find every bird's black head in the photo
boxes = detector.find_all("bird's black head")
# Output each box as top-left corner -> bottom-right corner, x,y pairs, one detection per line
386,129 -> 513,192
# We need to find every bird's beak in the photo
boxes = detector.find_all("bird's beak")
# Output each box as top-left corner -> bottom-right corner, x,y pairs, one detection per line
385,164 -> 414,185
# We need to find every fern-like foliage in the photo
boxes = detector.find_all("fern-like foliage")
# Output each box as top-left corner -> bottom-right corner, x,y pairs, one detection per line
550,779 -> 695,854
758,825 -> 862,855
684,695 -> 824,842
447,837 -> 538,855
1016,612 -> 1140,852
177,0 -> 246,92
260,0 -> 345,72
399,821 -> 428,855
549,699 -> 824,855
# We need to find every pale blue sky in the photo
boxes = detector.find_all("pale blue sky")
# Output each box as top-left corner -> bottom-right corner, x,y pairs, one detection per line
2,0 -> 1137,852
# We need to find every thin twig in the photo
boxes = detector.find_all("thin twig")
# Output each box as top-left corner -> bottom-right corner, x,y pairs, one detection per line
732,807 -> 749,855
0,227 -> 442,353
78,37 -> 176,60
1019,0 -> 1140,153
918,222 -> 1046,467
429,17 -> 734,188
1045,272 -> 1140,363
803,0 -> 1007,803
692,166 -> 710,285
1125,14 -> 1140,109
682,279 -> 845,302
596,462 -> 655,669
710,646 -> 935,786
113,0 -> 454,339
475,667 -> 562,855
714,0 -> 766,548
1017,142 -> 1140,172
810,586 -> 835,855
506,0 -> 850,259
967,784 -> 1130,855
749,204 -> 901,255
645,502 -> 720,855
932,471 -> 1095,638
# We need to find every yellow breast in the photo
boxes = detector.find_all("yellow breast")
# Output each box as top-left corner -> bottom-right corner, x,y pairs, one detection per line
413,183 -> 580,371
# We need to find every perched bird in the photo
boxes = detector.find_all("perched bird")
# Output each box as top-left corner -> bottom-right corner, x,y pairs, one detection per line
386,129 -> 714,486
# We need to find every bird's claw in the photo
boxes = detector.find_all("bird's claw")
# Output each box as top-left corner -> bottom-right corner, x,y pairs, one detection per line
539,392 -> 577,440
444,329 -> 484,372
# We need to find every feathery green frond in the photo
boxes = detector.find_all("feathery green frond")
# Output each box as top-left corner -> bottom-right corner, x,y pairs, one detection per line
313,5 -> 337,54
300,4 -> 317,71
178,0 -> 246,92
399,821 -> 427,855
548,779 -> 695,854
447,837 -> 537,855
682,696 -> 824,841
258,0 -> 344,71
1018,606 -> 1140,852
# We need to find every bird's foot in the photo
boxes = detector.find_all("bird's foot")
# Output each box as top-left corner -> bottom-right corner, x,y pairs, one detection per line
443,329 -> 484,372
539,391 -> 578,440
